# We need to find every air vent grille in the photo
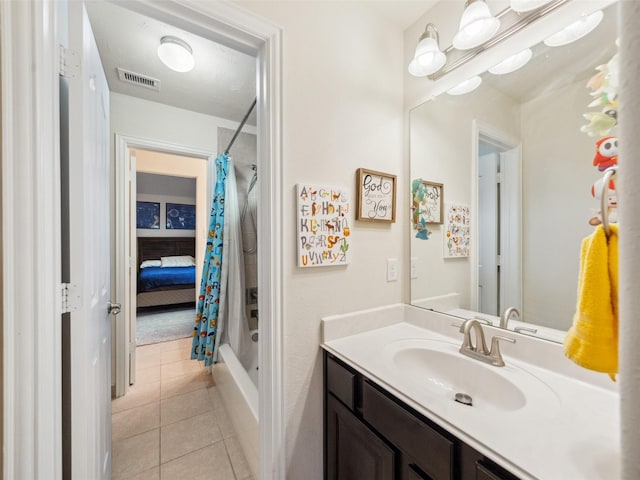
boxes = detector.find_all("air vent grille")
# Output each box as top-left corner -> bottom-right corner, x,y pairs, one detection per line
117,68 -> 161,91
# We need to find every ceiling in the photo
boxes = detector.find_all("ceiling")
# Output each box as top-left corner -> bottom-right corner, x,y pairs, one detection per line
85,1 -> 258,125
85,1 -> 439,127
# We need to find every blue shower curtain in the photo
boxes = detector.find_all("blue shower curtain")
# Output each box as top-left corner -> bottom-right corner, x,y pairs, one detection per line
191,153 -> 228,366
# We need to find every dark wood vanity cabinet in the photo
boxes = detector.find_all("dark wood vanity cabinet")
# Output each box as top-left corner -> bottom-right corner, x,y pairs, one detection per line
324,352 -> 520,480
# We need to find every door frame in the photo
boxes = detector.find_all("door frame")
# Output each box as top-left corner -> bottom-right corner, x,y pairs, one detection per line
114,134 -> 215,398
471,120 -> 521,314
2,1 -> 285,479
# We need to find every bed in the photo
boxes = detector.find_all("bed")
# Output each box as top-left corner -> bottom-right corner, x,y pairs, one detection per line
137,237 -> 197,309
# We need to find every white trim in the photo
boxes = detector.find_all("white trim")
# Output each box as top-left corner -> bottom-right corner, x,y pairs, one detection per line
256,29 -> 286,480
2,2 -> 63,479
114,134 -> 215,397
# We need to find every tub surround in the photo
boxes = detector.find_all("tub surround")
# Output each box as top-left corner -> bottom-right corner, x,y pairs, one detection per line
322,304 -> 620,479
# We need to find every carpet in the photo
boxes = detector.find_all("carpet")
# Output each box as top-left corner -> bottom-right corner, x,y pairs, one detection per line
136,307 -> 196,345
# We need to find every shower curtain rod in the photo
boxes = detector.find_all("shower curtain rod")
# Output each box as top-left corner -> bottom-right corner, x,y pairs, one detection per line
224,97 -> 257,156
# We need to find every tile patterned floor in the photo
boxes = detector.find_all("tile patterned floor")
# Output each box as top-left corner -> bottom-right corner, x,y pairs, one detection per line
112,337 -> 253,480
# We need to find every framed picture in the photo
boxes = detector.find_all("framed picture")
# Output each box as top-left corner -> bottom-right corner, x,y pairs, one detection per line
166,203 -> 196,230
355,168 -> 396,223
296,184 -> 351,267
444,204 -> 470,258
136,201 -> 160,229
411,179 -> 444,225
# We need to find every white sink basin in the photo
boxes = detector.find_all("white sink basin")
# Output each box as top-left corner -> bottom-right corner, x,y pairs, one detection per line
383,338 -> 558,413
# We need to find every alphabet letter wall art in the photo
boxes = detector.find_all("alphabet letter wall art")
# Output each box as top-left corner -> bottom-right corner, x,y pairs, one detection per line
296,184 -> 352,267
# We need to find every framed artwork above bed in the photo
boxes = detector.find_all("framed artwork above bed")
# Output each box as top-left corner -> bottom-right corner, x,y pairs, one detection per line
136,201 -> 161,229
166,203 -> 196,230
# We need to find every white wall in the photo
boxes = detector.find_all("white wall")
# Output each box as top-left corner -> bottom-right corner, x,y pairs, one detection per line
520,78 -> 611,330
235,2 -> 406,477
410,83 -> 520,308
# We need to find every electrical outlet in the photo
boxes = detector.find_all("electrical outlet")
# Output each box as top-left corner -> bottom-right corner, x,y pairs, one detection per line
411,257 -> 418,279
387,258 -> 398,282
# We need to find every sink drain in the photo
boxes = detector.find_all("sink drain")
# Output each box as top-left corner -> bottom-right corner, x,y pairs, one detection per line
454,392 -> 473,406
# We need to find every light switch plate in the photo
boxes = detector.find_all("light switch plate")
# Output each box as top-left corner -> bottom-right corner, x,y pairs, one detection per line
411,257 -> 418,279
387,258 -> 398,282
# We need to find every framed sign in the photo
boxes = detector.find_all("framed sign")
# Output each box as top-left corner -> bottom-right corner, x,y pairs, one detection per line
411,179 -> 444,225
356,168 -> 396,223
296,184 -> 351,268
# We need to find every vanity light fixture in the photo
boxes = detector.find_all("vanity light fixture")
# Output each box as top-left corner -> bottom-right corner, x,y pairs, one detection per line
509,0 -> 554,13
157,35 -> 195,73
408,23 -> 447,77
544,10 -> 604,47
452,0 -> 501,50
488,48 -> 533,75
446,75 -> 482,95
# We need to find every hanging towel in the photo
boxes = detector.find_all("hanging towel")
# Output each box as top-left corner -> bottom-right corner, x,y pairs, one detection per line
564,224 -> 618,381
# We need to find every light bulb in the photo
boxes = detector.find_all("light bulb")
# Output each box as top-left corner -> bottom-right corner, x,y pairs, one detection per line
453,1 -> 500,50
544,10 -> 604,47
447,76 -> 482,95
488,49 -> 533,75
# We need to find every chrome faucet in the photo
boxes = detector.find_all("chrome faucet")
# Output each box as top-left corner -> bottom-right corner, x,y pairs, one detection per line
500,307 -> 520,329
457,318 -> 516,367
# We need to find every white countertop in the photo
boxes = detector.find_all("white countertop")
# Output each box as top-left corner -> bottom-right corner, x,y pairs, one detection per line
322,305 -> 620,480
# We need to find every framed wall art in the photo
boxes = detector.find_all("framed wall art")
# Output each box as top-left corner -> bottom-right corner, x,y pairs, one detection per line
444,204 -> 470,258
355,168 -> 396,223
296,184 -> 351,268
136,201 -> 160,229
166,203 -> 196,230
411,179 -> 444,226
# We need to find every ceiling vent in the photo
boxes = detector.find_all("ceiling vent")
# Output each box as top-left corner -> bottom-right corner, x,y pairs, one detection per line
117,68 -> 160,91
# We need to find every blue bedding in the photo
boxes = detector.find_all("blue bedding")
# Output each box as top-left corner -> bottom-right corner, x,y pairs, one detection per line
139,266 -> 196,291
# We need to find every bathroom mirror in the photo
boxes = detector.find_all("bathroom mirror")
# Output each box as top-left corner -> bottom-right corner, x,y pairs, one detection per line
409,1 -> 619,342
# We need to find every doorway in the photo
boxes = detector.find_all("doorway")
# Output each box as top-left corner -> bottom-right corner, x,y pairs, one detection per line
473,122 -> 522,317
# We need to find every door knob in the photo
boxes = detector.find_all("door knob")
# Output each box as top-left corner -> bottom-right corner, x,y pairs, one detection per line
108,302 -> 121,315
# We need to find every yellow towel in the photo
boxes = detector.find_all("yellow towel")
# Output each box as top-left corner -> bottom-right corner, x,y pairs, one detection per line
564,224 -> 618,381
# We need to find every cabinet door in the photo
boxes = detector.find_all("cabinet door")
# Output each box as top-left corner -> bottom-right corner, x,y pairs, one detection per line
476,462 -> 520,480
326,394 -> 396,480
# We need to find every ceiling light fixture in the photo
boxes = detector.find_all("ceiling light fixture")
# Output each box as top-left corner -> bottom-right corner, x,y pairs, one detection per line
452,0 -> 501,50
509,0 -> 554,13
544,10 -> 603,47
157,36 -> 195,73
488,48 -> 533,75
447,76 -> 482,95
408,23 -> 447,77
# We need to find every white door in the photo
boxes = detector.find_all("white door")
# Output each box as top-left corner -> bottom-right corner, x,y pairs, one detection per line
478,152 -> 499,315
129,151 -> 138,385
499,147 -> 522,313
67,3 -> 112,479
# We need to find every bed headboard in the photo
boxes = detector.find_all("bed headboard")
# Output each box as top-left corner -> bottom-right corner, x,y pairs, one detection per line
137,237 -> 196,266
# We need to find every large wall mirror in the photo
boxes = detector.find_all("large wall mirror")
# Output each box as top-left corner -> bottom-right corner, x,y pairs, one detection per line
409,0 -> 619,342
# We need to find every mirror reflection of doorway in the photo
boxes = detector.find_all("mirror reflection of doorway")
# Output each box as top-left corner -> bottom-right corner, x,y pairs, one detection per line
476,131 -> 522,317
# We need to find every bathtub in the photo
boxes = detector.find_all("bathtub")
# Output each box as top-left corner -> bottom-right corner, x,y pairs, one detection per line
214,340 -> 259,478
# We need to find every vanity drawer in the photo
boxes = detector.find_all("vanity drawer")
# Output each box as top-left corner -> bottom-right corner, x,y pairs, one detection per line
326,355 -> 358,411
362,380 -> 453,480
